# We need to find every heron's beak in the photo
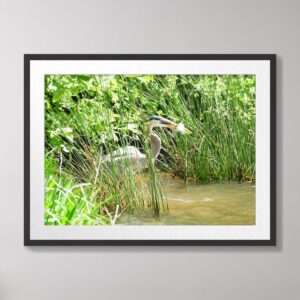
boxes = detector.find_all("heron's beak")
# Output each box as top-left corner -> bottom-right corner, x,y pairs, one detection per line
161,119 -> 191,135
165,124 -> 177,130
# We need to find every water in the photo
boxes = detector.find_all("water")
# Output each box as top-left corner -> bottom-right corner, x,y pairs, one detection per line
119,176 -> 255,225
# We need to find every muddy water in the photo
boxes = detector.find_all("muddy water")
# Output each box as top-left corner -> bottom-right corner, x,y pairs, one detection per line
120,176 -> 255,225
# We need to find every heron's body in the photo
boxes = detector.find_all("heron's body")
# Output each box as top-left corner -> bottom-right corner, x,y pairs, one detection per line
101,116 -> 189,173
102,146 -> 147,172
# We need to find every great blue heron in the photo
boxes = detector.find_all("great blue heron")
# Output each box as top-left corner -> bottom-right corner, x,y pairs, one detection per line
102,116 -> 190,172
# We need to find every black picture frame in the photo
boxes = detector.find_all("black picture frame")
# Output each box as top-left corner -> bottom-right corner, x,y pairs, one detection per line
24,54 -> 276,246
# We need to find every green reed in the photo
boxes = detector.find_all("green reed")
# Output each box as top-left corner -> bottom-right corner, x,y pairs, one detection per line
45,108 -> 168,225
139,75 -> 256,183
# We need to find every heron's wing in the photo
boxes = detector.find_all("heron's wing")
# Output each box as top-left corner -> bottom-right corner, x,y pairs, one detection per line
102,148 -> 147,173
102,146 -> 142,161
122,146 -> 143,157
102,146 -> 147,171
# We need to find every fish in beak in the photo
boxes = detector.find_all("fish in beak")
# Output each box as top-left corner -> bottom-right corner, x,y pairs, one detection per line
174,122 -> 191,135
148,115 -> 191,134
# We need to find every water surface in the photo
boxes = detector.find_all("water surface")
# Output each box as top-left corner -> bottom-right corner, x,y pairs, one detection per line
120,176 -> 255,225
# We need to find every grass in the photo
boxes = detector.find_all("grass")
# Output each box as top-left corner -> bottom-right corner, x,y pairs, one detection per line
44,74 -> 255,225
45,155 -> 109,225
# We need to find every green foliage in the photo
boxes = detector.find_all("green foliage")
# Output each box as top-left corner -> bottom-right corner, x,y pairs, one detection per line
45,156 -> 109,225
45,74 -> 255,225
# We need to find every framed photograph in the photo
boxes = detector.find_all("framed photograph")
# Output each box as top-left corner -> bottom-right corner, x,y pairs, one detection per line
24,54 -> 276,246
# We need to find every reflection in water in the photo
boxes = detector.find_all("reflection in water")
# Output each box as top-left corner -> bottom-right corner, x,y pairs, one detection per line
119,176 -> 255,225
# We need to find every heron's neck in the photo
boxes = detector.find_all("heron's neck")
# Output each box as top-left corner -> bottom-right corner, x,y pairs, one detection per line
148,123 -> 154,135
150,133 -> 161,159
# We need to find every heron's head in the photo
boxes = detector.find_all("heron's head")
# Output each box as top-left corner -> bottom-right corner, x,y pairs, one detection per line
147,116 -> 191,134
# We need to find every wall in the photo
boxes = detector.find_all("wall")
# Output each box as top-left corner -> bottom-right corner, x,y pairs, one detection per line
0,0 -> 298,299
